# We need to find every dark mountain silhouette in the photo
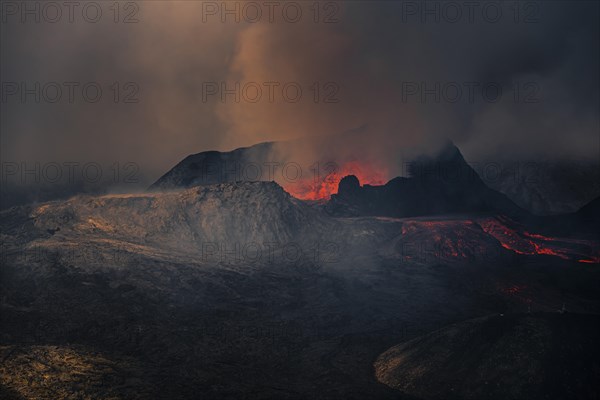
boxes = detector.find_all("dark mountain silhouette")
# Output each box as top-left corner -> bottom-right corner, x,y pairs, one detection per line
150,141 -> 528,218
149,142 -> 275,190
326,143 -> 528,218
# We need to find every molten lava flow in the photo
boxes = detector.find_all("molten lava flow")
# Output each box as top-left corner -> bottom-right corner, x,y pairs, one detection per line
398,220 -> 493,262
284,161 -> 387,201
579,257 -> 600,264
478,217 -> 572,259
479,216 -> 600,263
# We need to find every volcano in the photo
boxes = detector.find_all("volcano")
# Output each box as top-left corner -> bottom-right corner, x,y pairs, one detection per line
1,142 -> 599,399
149,141 -> 527,218
326,143 -> 527,218
148,139 -> 389,202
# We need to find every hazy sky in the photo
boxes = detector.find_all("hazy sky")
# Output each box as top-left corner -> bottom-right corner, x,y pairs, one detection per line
1,1 -> 598,184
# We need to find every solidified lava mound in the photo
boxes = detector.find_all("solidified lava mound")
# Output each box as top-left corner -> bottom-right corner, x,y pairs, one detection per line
374,312 -> 600,400
1,181 -> 318,255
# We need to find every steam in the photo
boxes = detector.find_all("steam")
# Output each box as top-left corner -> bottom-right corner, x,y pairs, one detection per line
1,1 -> 598,188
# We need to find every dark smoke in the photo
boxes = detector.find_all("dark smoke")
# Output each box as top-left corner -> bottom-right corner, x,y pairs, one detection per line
1,1 -> 598,187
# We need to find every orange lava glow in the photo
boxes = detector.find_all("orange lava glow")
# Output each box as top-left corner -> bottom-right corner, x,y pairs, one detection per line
284,161 -> 387,201
480,216 -> 599,262
399,220 -> 491,262
479,217 -> 570,259
579,257 -> 600,264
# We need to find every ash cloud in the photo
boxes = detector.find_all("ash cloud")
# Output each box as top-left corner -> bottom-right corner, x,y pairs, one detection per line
1,1 -> 598,188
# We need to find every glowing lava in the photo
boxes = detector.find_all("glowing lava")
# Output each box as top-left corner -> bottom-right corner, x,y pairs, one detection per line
579,257 -> 600,264
284,161 -> 387,201
479,216 -> 600,263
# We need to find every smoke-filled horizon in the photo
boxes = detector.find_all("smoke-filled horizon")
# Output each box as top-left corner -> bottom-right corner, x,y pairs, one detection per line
1,1 -> 599,185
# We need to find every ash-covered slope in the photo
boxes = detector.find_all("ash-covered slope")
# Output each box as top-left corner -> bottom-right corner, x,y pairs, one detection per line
149,142 -> 275,190
0,182 -> 339,399
326,143 -> 527,218
375,312 -> 600,400
2,181 -> 317,256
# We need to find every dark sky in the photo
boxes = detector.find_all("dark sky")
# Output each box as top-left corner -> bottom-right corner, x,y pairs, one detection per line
1,1 -> 598,185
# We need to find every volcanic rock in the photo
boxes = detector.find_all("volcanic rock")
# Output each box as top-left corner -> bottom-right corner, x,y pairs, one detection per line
2,180 -> 599,399
375,312 -> 600,400
326,143 -> 527,218
484,160 -> 600,215
149,142 -> 275,190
